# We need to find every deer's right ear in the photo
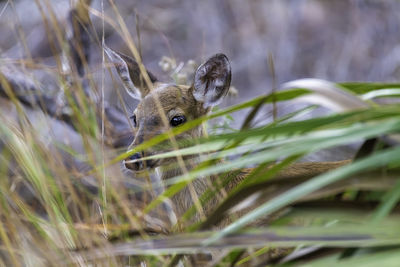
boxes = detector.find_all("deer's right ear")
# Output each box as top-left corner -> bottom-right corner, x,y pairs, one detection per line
193,53 -> 231,108
104,45 -> 157,99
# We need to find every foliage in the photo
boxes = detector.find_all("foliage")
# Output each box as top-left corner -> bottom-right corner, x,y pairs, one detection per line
1,1 -> 400,266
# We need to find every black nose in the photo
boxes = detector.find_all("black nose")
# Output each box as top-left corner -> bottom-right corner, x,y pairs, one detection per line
125,152 -> 143,171
129,153 -> 141,161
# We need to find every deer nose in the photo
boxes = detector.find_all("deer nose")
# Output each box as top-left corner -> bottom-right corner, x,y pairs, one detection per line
124,152 -> 144,171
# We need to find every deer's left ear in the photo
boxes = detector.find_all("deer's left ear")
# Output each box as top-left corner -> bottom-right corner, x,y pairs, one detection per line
193,53 -> 231,108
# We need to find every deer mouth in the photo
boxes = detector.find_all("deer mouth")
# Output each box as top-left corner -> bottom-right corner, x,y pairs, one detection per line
124,157 -> 160,172
144,159 -> 160,169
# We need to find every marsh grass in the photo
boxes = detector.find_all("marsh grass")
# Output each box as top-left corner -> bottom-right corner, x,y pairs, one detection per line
1,1 -> 400,266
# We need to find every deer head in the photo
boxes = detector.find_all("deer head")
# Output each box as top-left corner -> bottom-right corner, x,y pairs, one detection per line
106,47 -> 231,174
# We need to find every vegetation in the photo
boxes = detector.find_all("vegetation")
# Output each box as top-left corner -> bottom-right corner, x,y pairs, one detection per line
1,0 -> 400,266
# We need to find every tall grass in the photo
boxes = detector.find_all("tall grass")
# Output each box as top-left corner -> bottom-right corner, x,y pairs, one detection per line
0,1 -> 400,266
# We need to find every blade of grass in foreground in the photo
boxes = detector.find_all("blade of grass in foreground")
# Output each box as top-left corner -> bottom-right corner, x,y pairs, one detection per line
70,224 -> 400,261
136,107 -> 400,164
340,82 -> 400,95
303,248 -> 400,267
371,179 -> 400,223
144,118 -> 400,214
108,88 -> 310,164
203,146 -> 400,246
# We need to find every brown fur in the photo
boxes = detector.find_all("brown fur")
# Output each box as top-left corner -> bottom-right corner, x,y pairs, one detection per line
128,82 -> 350,222
107,50 -> 350,225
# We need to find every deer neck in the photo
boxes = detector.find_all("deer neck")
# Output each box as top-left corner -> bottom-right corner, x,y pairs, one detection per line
157,154 -> 213,219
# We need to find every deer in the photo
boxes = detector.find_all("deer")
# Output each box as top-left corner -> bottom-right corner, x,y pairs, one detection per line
105,47 -> 350,226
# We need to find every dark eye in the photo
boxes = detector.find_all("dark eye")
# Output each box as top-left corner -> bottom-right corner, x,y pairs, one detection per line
170,115 -> 186,127
130,114 -> 137,127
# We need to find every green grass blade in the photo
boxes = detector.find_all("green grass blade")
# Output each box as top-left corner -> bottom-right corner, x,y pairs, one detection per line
203,146 -> 400,246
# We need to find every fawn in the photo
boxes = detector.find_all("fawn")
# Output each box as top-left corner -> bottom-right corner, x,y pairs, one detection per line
106,47 -> 349,224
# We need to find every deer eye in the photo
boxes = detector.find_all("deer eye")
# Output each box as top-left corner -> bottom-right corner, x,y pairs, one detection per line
170,115 -> 186,127
130,114 -> 137,127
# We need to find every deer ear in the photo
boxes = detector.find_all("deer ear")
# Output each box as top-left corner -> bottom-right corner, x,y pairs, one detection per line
193,53 -> 231,108
104,45 -> 157,99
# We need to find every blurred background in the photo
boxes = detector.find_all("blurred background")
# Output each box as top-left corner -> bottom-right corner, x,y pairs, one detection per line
1,0 -> 400,156
2,1 -> 400,93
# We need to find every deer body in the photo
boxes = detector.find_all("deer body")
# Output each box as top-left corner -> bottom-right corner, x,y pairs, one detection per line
106,47 -> 349,223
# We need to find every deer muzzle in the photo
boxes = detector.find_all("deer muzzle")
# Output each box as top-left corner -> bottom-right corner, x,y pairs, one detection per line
124,152 -> 159,171
124,152 -> 144,171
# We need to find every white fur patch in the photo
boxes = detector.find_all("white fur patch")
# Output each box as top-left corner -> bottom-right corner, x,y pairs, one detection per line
193,77 -> 226,108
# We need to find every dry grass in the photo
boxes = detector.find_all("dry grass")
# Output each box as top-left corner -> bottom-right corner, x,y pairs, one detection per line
0,1 -> 400,266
